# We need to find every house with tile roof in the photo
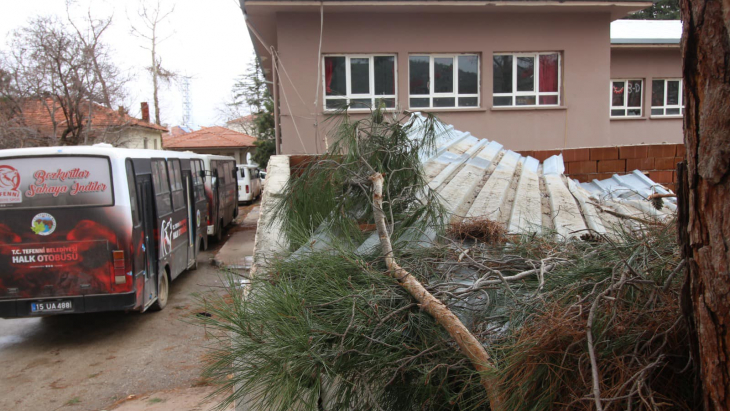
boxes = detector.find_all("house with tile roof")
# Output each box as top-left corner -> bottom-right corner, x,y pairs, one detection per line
2,100 -> 166,149
163,126 -> 257,164
240,0 -> 683,155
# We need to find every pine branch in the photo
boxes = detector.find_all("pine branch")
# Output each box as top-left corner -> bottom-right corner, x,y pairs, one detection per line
369,172 -> 503,410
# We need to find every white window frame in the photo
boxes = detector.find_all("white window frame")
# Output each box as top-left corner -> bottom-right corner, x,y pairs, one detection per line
610,79 -> 643,118
492,52 -> 561,107
407,54 -> 480,109
651,78 -> 684,117
322,54 -> 397,112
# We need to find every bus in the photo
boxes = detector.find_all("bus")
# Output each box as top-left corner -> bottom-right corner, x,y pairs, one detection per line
200,155 -> 238,245
0,145 -> 207,318
236,164 -> 262,204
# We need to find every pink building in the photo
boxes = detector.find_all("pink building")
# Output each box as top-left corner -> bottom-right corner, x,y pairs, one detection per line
240,0 -> 682,154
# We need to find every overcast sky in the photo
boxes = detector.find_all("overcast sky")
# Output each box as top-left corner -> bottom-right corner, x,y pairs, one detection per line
0,0 -> 255,129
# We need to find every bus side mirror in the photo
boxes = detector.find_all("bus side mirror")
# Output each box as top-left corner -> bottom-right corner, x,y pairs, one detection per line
199,170 -> 206,179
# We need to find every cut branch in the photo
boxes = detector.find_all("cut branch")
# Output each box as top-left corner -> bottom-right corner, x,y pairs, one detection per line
368,172 -> 502,410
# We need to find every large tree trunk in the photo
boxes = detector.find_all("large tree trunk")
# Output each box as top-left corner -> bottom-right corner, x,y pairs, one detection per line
679,0 -> 730,409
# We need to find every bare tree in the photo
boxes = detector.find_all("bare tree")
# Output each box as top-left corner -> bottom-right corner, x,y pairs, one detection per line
0,15 -> 129,147
679,0 -> 730,409
130,0 -> 176,126
65,0 -> 127,109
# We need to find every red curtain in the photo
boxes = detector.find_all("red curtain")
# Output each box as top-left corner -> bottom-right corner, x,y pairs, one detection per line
325,58 -> 334,94
539,54 -> 558,93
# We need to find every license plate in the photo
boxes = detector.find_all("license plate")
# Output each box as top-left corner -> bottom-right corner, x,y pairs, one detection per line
30,300 -> 74,313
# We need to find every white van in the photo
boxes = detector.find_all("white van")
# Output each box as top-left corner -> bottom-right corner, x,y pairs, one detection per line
236,164 -> 262,203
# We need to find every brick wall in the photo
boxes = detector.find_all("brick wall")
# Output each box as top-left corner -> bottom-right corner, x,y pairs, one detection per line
517,143 -> 685,191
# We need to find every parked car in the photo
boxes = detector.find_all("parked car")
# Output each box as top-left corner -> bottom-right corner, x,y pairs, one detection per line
236,164 -> 262,204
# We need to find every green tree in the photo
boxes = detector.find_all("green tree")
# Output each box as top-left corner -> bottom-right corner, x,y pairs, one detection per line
230,54 -> 276,168
625,0 -> 680,19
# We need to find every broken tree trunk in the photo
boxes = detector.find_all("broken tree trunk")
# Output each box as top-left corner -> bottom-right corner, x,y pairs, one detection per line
368,172 -> 502,410
679,0 -> 730,408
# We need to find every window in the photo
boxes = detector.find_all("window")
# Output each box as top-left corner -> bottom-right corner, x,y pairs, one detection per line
151,160 -> 172,216
167,159 -> 185,211
126,160 -> 140,226
409,54 -> 479,109
652,79 -> 683,117
324,55 -> 396,110
611,79 -> 643,117
191,160 -> 205,203
493,52 -> 560,107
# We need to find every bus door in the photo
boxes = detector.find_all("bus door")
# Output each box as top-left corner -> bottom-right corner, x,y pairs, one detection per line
137,176 -> 158,309
184,173 -> 196,268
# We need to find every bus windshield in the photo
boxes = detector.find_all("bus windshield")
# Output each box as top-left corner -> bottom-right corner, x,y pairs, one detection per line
0,156 -> 113,210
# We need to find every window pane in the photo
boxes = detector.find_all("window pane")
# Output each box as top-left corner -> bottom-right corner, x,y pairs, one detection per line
458,55 -> 478,94
326,99 -> 346,110
628,108 -> 641,116
493,96 -> 512,106
538,54 -> 559,93
375,98 -> 395,108
539,95 -> 558,105
493,55 -> 513,94
350,58 -> 370,94
611,109 -> 625,117
374,56 -> 395,96
667,108 -> 681,115
409,56 -> 430,95
458,97 -> 478,107
325,57 -> 346,96
612,81 -> 625,107
652,108 -> 664,116
516,57 -> 535,92
627,80 -> 642,108
434,97 -> 455,107
410,98 -> 429,108
516,95 -> 536,106
652,80 -> 664,107
667,80 -> 680,105
350,98 -> 371,109
434,57 -> 454,93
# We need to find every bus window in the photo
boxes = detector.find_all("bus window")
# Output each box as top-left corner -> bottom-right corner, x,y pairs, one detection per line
0,156 -> 113,209
125,160 -> 140,226
152,160 -> 172,216
192,160 -> 205,203
168,159 -> 184,211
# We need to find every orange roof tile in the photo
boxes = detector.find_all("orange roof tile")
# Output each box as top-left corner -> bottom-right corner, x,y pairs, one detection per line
163,126 -> 257,149
19,99 -> 167,137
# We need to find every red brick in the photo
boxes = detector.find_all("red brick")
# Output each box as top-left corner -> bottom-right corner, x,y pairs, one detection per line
663,183 -> 677,192
562,148 -> 591,162
567,160 -> 597,174
655,157 -> 680,170
597,159 -> 626,173
531,150 -> 561,161
676,144 -> 686,158
590,146 -> 619,161
647,144 -> 677,158
596,172 -> 616,180
626,157 -> 655,171
619,145 -> 649,159
649,170 -> 673,183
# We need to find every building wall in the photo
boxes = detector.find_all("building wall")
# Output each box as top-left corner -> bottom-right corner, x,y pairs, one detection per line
275,11 -> 615,154
120,128 -> 164,150
609,47 -> 683,145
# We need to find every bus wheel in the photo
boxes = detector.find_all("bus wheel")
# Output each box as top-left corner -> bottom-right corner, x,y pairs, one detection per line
150,272 -> 169,311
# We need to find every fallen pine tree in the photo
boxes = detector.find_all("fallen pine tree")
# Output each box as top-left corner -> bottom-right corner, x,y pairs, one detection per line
197,108 -> 696,410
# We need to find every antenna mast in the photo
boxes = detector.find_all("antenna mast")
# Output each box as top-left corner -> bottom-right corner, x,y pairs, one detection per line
181,76 -> 192,127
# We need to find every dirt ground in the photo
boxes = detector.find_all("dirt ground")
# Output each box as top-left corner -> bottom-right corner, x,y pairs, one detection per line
0,204 -> 257,411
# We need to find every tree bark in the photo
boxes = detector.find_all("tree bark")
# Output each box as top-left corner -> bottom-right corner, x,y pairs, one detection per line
680,0 -> 730,409
368,173 -> 502,410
